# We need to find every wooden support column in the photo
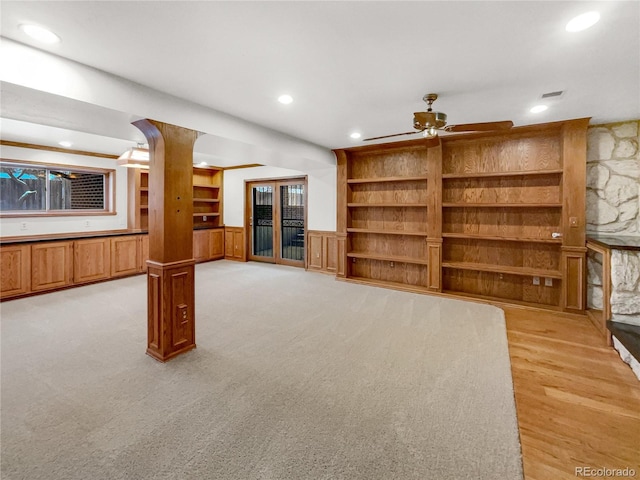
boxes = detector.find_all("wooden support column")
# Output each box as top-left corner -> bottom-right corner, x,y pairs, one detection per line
133,119 -> 199,362
561,118 -> 590,312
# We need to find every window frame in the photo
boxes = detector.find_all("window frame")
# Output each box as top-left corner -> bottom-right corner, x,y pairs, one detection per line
0,158 -> 116,217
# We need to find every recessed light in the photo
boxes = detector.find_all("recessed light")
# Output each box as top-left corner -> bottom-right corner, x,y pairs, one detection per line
198,161 -> 208,167
19,24 -> 61,44
278,94 -> 293,105
530,105 -> 548,113
566,11 -> 600,32
58,141 -> 72,148
350,132 -> 361,139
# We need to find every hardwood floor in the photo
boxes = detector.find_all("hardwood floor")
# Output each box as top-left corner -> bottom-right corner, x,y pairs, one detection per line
504,307 -> 640,480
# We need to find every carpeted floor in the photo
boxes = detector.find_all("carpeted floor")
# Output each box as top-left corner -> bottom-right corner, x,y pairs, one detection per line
1,261 -> 523,480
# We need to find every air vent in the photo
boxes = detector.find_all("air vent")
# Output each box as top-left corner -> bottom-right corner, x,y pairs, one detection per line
541,90 -> 564,99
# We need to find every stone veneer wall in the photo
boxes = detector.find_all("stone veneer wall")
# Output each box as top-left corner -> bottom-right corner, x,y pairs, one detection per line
586,120 -> 639,234
586,120 -> 640,326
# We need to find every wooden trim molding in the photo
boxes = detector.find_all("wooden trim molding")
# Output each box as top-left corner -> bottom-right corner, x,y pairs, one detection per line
586,240 -> 613,345
221,163 -> 264,170
0,140 -> 119,159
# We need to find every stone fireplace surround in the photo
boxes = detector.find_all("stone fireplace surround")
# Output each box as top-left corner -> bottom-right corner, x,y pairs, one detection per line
586,120 -> 639,380
587,235 -> 640,380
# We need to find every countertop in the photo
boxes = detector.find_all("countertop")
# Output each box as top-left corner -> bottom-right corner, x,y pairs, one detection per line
587,234 -> 640,252
0,226 -> 223,245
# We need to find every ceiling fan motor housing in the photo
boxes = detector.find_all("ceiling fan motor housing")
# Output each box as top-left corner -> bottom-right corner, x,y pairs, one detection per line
413,111 -> 447,130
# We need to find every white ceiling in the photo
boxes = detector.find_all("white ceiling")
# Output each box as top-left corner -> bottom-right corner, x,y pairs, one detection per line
0,1 -> 639,155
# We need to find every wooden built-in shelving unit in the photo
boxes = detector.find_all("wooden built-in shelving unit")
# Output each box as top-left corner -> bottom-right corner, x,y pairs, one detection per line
334,118 -> 589,312
337,144 -> 433,290
193,166 -> 223,229
127,168 -> 150,230
128,165 -> 223,231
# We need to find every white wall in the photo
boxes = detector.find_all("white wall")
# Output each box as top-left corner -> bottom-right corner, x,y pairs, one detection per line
1,38 -> 335,171
0,145 -> 128,236
1,38 -> 337,237
224,165 -> 336,231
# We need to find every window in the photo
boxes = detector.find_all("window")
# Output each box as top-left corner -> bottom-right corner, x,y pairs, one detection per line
0,160 -> 114,216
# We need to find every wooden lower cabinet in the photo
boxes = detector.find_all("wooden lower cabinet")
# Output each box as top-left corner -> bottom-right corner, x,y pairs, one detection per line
111,236 -> 140,277
225,227 -> 245,261
194,228 -> 225,262
31,241 -> 73,291
0,230 -> 228,300
74,238 -> 111,284
0,245 -> 30,298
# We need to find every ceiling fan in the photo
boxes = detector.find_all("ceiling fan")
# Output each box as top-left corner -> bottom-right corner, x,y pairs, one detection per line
363,93 -> 514,142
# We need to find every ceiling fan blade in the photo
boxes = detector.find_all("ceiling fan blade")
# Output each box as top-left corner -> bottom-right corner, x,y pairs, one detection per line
362,131 -> 420,141
443,120 -> 514,132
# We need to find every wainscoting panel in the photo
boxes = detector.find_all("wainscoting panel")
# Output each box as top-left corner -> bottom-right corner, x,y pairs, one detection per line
306,230 -> 338,274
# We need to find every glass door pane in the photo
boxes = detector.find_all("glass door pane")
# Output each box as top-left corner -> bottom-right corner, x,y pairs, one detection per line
252,185 -> 274,259
280,184 -> 305,262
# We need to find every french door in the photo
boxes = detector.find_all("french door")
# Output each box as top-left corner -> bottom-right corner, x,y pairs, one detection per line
246,178 -> 306,267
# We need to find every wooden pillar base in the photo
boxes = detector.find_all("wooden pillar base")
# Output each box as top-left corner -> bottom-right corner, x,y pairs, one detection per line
146,259 -> 196,362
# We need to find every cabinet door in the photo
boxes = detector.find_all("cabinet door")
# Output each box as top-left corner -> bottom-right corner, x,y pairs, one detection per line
224,228 -> 245,261
31,241 -> 73,291
111,236 -> 140,277
1,244 -> 31,298
193,230 -> 210,262
210,229 -> 224,259
74,238 -> 111,284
